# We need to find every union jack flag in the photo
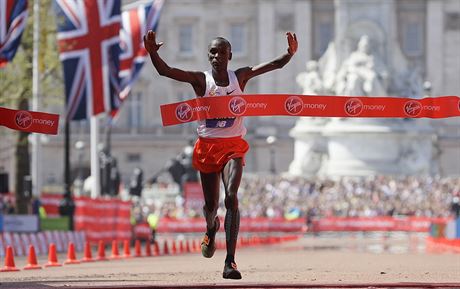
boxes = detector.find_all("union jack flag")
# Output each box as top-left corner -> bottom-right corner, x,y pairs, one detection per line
53,0 -> 121,120
114,0 -> 164,118
0,0 -> 28,68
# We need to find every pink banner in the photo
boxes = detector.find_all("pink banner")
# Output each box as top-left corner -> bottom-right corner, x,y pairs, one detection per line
160,95 -> 460,126
150,217 -> 448,233
73,196 -> 131,243
183,182 -> 204,212
0,106 -> 60,134
311,217 -> 450,232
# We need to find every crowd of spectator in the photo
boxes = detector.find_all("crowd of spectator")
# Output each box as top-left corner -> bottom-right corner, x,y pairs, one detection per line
4,174 -> 457,221
236,174 -> 460,219
151,174 -> 459,220
0,195 -> 16,214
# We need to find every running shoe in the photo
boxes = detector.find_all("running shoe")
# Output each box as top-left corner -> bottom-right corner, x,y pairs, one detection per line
201,216 -> 220,258
222,261 -> 242,279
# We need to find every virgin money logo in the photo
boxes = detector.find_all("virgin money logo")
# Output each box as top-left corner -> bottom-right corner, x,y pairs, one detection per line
404,100 -> 422,117
15,111 -> 33,129
285,96 -> 303,115
344,98 -> 363,116
229,96 -> 247,116
175,103 -> 193,122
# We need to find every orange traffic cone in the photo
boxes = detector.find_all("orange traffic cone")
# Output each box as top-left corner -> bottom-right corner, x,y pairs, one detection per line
44,243 -> 62,267
97,240 -> 108,261
145,241 -> 152,257
134,240 -> 142,257
193,239 -> 200,252
0,246 -> 19,272
110,240 -> 120,259
24,245 -> 42,270
163,240 -> 169,255
123,240 -> 131,258
179,240 -> 185,254
64,242 -> 80,264
171,240 -> 177,254
81,241 -> 94,262
185,239 -> 191,253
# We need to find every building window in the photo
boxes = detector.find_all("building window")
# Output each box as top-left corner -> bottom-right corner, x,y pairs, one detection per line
230,23 -> 246,55
318,22 -> 333,56
277,14 -> 294,32
445,13 -> 460,31
312,0 -> 334,59
126,153 -> 141,163
179,24 -> 193,55
403,22 -> 423,56
128,92 -> 141,129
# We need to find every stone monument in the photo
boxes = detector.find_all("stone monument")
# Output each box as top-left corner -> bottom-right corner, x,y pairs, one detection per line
289,60 -> 328,176
289,0 -> 438,177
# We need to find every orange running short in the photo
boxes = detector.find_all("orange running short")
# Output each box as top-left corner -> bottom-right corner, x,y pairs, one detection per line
192,136 -> 249,173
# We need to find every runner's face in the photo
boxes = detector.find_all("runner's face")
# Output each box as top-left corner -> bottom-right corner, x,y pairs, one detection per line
208,40 -> 231,71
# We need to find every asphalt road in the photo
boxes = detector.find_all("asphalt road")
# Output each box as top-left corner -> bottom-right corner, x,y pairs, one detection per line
0,232 -> 459,289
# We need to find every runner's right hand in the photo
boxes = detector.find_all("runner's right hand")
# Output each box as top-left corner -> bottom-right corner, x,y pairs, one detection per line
144,30 -> 164,53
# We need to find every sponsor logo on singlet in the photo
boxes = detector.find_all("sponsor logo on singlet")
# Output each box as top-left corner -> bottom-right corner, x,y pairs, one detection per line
229,96 -> 247,116
15,110 -> 33,129
404,100 -> 422,117
205,118 -> 235,128
175,103 -> 193,122
344,98 -> 364,116
284,96 -> 303,115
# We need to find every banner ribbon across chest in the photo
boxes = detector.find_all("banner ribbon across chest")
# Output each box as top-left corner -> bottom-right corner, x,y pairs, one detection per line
160,94 -> 460,126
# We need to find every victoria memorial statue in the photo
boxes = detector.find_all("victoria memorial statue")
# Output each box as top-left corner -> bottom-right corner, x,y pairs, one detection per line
289,0 -> 438,177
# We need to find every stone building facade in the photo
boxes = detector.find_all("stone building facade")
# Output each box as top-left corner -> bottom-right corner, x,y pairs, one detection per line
1,0 -> 459,192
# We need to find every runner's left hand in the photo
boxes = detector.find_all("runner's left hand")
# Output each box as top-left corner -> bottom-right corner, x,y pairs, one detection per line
286,32 -> 298,56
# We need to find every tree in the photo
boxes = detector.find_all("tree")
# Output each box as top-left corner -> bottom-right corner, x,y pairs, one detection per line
0,0 -> 63,214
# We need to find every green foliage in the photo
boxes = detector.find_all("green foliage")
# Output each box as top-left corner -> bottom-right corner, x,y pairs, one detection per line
0,0 -> 64,213
0,0 -> 63,108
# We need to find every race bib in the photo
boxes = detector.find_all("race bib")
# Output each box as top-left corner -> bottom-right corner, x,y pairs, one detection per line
205,118 -> 235,128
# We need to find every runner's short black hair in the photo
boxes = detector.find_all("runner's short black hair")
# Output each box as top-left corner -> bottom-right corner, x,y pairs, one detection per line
209,37 -> 232,51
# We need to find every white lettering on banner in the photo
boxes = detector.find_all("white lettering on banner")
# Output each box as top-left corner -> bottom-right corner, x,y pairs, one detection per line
33,119 -> 55,127
423,105 -> 440,111
363,104 -> 386,111
192,106 -> 210,112
246,102 -> 267,109
3,215 -> 39,233
303,103 -> 327,110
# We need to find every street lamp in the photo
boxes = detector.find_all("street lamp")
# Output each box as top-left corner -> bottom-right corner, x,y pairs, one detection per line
266,136 -> 277,174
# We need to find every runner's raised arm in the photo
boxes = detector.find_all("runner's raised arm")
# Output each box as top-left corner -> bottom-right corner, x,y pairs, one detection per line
235,32 -> 298,91
143,30 -> 206,95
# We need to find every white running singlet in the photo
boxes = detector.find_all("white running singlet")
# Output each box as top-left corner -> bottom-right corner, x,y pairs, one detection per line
196,70 -> 246,138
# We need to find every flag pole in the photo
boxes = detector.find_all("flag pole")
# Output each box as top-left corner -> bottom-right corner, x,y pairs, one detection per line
59,118 -> 75,230
31,0 -> 41,198
90,115 -> 101,198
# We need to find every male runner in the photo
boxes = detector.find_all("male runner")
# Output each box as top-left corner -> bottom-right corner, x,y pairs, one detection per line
144,30 -> 297,279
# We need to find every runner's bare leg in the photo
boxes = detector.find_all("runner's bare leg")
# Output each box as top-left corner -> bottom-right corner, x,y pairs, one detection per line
222,158 -> 243,262
200,172 -> 220,231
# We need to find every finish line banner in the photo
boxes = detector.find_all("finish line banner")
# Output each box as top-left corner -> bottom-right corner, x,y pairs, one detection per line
160,94 -> 460,126
0,107 -> 60,135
